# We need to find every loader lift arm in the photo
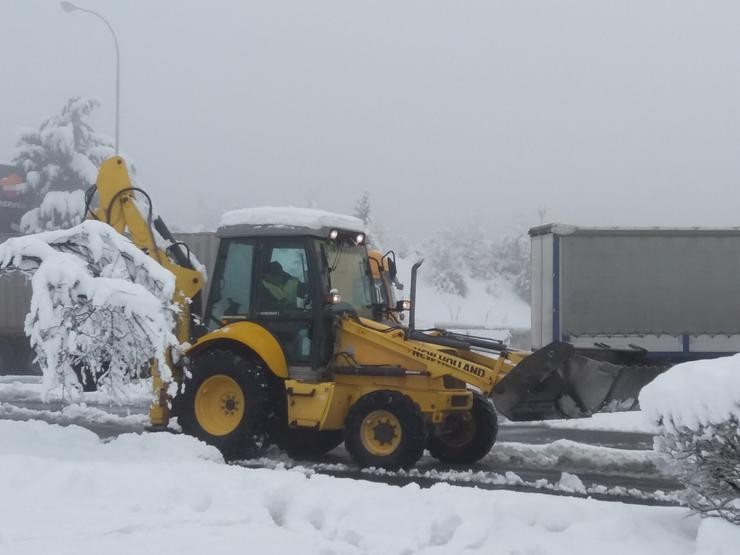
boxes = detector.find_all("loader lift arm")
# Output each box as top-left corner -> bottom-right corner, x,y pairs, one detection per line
90,157 -> 205,424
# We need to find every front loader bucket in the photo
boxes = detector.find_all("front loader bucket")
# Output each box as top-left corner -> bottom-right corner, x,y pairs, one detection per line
491,341 -> 667,421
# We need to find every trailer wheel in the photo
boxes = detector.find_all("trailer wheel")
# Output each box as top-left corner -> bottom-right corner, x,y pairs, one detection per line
344,390 -> 426,470
174,348 -> 272,460
427,392 -> 498,464
275,428 -> 344,459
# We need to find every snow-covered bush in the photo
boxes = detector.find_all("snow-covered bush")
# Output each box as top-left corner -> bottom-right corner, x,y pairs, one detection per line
13,97 -> 115,232
0,220 -> 177,399
640,356 -> 740,524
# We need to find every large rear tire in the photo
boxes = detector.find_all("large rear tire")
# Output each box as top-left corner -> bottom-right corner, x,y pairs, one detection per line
344,390 -> 426,470
427,392 -> 498,464
174,348 -> 272,460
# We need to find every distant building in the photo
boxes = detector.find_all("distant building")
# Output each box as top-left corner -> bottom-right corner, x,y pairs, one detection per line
0,162 -> 27,233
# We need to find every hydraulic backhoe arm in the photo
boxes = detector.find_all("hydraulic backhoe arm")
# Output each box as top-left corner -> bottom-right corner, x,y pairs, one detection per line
93,157 -> 204,340
92,156 -> 205,424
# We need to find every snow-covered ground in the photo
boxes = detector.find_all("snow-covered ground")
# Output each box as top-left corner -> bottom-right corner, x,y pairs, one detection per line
1,419 -> 737,555
0,375 -> 152,406
517,410 -> 659,434
0,402 -> 149,428
487,439 -> 668,477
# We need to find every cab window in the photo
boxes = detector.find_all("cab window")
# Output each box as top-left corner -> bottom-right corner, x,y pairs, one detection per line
206,240 -> 254,328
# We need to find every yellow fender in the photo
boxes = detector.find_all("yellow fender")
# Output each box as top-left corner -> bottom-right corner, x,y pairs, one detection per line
189,321 -> 289,379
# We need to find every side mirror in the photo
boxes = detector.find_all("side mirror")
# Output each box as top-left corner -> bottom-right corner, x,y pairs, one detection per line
395,300 -> 412,312
387,258 -> 397,280
383,251 -> 404,290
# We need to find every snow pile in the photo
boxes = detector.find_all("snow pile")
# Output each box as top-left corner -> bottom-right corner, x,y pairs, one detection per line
517,411 -> 659,434
0,375 -> 153,406
2,419 -> 737,555
556,472 -> 588,494
0,419 -> 220,463
247,456 -> 679,504
0,402 -> 150,430
0,220 -> 177,400
640,354 -> 740,432
488,439 -> 669,477
640,356 -> 740,524
220,206 -> 365,232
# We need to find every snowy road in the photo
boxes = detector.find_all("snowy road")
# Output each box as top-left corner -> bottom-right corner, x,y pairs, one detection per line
4,418 -> 735,555
0,375 -> 680,505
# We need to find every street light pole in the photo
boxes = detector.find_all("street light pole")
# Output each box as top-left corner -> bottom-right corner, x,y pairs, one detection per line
60,1 -> 120,154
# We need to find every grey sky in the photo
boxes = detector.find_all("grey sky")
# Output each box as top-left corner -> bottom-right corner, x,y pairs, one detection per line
3,1 -> 740,239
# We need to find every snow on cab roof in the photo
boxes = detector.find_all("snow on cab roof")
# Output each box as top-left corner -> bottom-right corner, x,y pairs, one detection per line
219,206 -> 364,232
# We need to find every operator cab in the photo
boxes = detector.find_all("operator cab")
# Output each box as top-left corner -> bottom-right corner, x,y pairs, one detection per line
205,207 -> 378,374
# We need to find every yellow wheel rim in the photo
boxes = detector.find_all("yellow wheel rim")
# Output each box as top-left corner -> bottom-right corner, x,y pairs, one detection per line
194,375 -> 245,436
360,410 -> 402,456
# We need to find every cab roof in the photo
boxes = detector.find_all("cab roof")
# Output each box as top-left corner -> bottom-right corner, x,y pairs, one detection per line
217,206 -> 365,238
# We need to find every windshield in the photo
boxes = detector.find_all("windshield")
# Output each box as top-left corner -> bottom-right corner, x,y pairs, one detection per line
326,239 -> 377,318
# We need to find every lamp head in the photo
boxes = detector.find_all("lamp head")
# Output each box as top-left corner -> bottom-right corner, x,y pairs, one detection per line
60,1 -> 80,13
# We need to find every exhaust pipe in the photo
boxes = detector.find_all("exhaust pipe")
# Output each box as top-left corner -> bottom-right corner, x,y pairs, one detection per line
408,259 -> 423,332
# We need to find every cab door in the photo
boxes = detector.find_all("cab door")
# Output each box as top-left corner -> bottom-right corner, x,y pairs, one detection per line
205,238 -> 256,329
252,238 -> 319,368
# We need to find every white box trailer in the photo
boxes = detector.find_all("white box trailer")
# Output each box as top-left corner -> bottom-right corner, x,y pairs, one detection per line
530,224 -> 740,360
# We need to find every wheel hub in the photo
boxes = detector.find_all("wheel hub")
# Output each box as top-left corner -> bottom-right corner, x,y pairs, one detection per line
194,375 -> 246,436
372,421 -> 396,444
222,396 -> 238,414
360,410 -> 402,456
437,412 -> 476,448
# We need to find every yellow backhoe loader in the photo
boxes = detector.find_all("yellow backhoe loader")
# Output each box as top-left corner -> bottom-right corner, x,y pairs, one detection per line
82,157 -> 662,469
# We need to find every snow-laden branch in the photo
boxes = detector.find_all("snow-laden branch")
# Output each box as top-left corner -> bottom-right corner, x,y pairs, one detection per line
0,220 -> 177,400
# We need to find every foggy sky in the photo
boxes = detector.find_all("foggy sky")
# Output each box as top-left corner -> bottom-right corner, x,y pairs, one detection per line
3,1 -> 740,240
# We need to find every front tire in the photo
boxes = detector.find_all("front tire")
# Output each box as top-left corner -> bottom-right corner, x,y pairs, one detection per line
174,348 -> 272,460
344,390 -> 426,470
427,392 -> 498,464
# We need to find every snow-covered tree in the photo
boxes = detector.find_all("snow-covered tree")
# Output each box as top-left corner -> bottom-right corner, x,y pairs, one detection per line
0,220 -> 177,399
13,97 -> 115,233
354,191 -> 372,226
421,227 -> 471,297
417,224 -> 530,301
493,227 -> 530,300
353,190 -> 385,249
